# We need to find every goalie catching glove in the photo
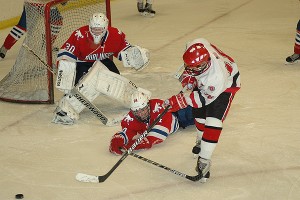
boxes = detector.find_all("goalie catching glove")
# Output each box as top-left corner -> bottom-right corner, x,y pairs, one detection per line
164,92 -> 188,113
121,46 -> 150,71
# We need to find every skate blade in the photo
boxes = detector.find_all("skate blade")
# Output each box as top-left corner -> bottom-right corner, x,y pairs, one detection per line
199,177 -> 208,183
285,60 -> 299,65
141,12 -> 155,17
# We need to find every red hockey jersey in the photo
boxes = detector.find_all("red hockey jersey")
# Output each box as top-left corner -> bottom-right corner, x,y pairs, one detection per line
120,99 -> 179,150
57,25 -> 131,62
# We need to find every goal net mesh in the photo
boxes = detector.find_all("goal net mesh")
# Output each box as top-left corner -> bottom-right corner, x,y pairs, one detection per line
0,0 -> 110,104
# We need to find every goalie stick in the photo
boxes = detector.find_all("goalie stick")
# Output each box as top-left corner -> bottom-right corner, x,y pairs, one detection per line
75,105 -> 172,183
22,43 -> 119,126
128,152 -> 202,182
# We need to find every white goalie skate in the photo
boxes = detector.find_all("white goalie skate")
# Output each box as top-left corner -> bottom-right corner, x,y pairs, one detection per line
52,110 -> 74,125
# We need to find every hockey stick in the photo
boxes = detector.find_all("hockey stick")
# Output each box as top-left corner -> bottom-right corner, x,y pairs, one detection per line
128,152 -> 201,182
75,105 -> 171,183
22,43 -> 118,126
173,64 -> 184,80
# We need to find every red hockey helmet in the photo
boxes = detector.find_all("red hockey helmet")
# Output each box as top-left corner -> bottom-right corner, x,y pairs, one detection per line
183,43 -> 211,76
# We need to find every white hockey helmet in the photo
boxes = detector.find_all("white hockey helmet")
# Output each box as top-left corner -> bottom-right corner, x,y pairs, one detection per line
130,92 -> 150,122
89,13 -> 109,44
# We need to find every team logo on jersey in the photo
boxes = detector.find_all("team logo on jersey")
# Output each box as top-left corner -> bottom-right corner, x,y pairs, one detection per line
85,53 -> 113,60
74,30 -> 84,40
153,103 -> 162,113
208,86 -> 215,91
124,114 -> 134,125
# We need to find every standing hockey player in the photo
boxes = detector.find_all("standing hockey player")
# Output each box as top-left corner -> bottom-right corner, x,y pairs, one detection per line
0,3 -> 64,60
0,7 -> 26,60
52,13 -> 150,125
137,0 -> 156,17
164,38 -> 241,182
109,92 -> 194,155
286,19 -> 300,64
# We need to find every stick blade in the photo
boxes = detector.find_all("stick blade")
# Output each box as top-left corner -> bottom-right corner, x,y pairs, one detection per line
186,173 -> 202,182
76,173 -> 99,183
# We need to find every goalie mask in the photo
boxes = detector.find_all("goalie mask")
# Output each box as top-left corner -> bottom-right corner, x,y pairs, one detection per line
183,43 -> 211,76
130,92 -> 150,123
89,13 -> 109,44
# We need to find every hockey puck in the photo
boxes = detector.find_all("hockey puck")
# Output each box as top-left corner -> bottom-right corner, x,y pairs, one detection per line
15,194 -> 24,199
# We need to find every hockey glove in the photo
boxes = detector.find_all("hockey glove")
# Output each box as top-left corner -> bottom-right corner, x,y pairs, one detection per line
164,93 -> 188,113
109,132 -> 127,155
179,70 -> 197,90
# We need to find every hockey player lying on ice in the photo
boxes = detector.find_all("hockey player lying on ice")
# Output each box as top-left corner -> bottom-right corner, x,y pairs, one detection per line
52,13 -> 150,125
109,92 -> 194,155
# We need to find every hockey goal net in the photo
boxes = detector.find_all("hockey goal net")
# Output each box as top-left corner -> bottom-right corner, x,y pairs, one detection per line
0,0 -> 111,104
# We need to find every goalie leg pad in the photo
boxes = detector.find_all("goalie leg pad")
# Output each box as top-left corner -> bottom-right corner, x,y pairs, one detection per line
92,62 -> 152,107
56,60 -> 76,93
57,61 -> 152,120
121,46 -> 150,71
64,61 -> 107,114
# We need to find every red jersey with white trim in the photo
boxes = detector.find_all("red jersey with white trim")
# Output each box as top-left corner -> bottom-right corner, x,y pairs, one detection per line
120,99 -> 179,150
57,25 -> 131,62
184,38 -> 241,108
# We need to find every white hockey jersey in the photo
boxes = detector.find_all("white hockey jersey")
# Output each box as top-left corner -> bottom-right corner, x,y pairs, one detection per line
184,38 -> 241,108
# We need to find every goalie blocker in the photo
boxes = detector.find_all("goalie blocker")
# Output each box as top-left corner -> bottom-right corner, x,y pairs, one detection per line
52,61 -> 151,125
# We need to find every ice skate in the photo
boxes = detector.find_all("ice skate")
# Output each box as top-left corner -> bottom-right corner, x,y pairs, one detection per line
137,2 -> 144,13
0,46 -> 8,60
142,3 -> 155,17
285,53 -> 300,64
196,157 -> 211,183
52,110 -> 74,125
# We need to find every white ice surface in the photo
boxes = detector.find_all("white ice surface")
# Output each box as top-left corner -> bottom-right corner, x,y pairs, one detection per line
0,0 -> 300,200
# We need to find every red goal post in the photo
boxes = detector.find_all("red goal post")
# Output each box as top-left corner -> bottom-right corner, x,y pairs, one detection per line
0,0 -> 111,104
